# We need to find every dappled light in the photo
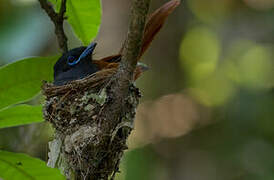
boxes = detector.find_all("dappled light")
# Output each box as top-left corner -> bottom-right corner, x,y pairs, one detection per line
243,0 -> 274,10
180,26 -> 220,84
187,0 -> 234,24
224,40 -> 273,90
128,93 -> 210,148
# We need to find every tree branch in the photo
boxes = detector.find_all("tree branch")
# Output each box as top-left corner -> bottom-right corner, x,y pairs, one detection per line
97,0 -> 151,137
121,0 -> 151,72
38,0 -> 68,53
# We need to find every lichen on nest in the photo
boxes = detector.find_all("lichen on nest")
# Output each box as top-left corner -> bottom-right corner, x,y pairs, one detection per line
42,68 -> 141,179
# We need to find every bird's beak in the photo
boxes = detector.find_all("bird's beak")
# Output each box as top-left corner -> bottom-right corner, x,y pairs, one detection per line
134,62 -> 149,80
78,42 -> 97,61
68,42 -> 97,66
137,62 -> 149,72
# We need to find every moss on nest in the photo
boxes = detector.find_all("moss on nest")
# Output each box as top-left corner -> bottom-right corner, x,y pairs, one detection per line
42,69 -> 141,179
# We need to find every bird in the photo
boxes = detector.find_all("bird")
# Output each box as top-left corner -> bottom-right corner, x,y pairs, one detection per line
53,0 -> 180,86
54,43 -> 99,85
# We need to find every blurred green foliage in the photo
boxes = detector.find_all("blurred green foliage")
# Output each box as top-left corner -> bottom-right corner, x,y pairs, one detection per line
121,0 -> 274,179
180,26 -> 220,84
187,0 -> 234,24
225,40 -> 273,90
179,20 -> 273,107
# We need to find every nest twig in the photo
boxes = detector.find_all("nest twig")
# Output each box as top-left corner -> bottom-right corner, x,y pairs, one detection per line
42,68 -> 117,97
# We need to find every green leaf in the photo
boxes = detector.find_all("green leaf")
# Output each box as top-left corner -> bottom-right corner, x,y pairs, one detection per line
48,0 -> 61,12
0,105 -> 43,129
0,56 -> 58,111
0,150 -> 65,180
66,0 -> 101,45
46,0 -> 101,45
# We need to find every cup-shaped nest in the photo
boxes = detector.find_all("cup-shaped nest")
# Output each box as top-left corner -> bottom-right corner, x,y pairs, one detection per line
42,68 -> 141,179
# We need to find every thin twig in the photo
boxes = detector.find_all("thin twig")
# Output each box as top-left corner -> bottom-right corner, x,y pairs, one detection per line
38,0 -> 68,53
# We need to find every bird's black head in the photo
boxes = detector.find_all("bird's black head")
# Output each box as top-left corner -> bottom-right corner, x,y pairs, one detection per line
54,42 -> 99,86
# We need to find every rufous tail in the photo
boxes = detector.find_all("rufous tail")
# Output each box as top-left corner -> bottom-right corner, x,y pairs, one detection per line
94,0 -> 180,80
138,0 -> 180,59
98,0 -> 180,63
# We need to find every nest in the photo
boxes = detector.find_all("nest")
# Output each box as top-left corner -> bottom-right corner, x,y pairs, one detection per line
42,68 -> 141,179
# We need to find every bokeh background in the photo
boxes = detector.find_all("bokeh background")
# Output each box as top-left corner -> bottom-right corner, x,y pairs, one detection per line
1,0 -> 274,179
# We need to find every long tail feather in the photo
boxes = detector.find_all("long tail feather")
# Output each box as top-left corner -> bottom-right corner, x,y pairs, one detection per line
95,0 -> 180,80
99,0 -> 180,64
138,0 -> 180,59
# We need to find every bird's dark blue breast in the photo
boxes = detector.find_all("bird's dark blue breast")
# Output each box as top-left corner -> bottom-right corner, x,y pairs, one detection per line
53,46 -> 99,86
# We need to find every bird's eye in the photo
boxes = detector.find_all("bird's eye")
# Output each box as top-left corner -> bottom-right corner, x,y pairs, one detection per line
67,56 -> 76,65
